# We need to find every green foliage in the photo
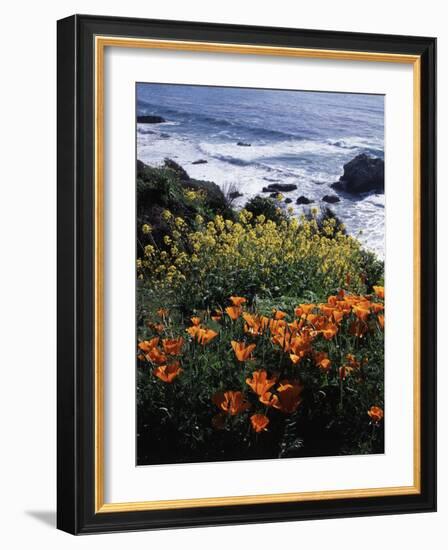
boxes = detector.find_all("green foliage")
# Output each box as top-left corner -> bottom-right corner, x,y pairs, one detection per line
244,195 -> 286,224
359,248 -> 385,292
137,208 -> 371,314
137,295 -> 385,464
135,159 -> 385,465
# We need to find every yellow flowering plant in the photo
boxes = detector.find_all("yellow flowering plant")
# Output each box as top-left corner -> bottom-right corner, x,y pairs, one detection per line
138,207 -> 370,311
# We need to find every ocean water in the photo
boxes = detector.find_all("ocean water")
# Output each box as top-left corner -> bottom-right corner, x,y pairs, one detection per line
136,84 -> 385,258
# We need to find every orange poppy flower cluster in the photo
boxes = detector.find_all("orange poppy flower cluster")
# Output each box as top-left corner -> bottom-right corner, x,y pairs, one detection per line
247,370 -> 303,414
140,289 -> 384,433
275,290 -> 383,361
138,336 -> 184,382
185,316 -> 218,345
211,369 -> 303,433
225,290 -> 383,368
260,381 -> 303,414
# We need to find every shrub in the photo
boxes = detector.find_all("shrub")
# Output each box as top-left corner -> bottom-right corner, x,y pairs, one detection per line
244,195 -> 286,224
137,208 -> 369,312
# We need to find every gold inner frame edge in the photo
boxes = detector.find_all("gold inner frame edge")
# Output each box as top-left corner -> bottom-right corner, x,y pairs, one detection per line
94,35 -> 421,513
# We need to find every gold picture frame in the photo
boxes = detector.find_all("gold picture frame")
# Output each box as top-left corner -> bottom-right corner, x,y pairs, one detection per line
57,15 -> 436,534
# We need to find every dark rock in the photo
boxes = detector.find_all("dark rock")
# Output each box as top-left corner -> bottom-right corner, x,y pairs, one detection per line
159,133 -> 170,139
137,115 -> 166,124
322,195 -> 340,204
237,141 -> 251,147
192,159 -> 208,165
186,179 -> 228,213
269,192 -> 278,198
296,195 -> 313,205
229,191 -> 243,199
284,198 -> 293,204
163,158 -> 190,181
332,153 -> 384,194
136,158 -> 232,248
262,183 -> 298,193
136,159 -> 147,173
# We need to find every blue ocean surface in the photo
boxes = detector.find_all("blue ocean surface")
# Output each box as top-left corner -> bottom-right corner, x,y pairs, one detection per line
136,84 -> 385,257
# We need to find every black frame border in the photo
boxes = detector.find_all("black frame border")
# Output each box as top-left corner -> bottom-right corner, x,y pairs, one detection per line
57,14 -> 436,534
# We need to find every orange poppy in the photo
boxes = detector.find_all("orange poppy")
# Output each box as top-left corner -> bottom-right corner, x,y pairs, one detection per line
225,306 -> 242,321
305,313 -> 321,326
314,351 -> 331,371
267,318 -> 287,335
190,316 -> 201,326
332,309 -> 345,324
353,305 -> 370,322
377,314 -> 385,329
212,391 -> 250,416
320,323 -> 338,340
368,405 -> 384,423
339,365 -> 353,380
147,322 -> 165,334
272,330 -> 295,352
337,300 -> 352,313
250,414 -> 269,433
246,370 -> 276,396
146,347 -> 167,365
230,296 -> 247,306
272,309 -> 287,320
197,328 -> 218,345
231,340 -> 256,361
259,391 -> 276,408
373,286 -> 385,299
157,308 -> 169,318
272,381 -> 303,414
299,303 -> 315,315
138,337 -> 160,353
319,304 -> 335,317
186,325 -> 201,338
371,302 -> 384,313
162,337 -> 184,355
243,313 -> 264,336
289,333 -> 313,357
288,319 -> 303,332
294,306 -> 304,317
153,361 -> 182,383
345,354 -> 361,369
289,353 -> 302,364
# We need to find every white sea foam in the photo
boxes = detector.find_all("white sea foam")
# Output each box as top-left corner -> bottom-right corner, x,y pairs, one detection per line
137,127 -> 385,259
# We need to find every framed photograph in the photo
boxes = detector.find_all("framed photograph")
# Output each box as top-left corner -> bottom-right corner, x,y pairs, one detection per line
57,14 -> 436,534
